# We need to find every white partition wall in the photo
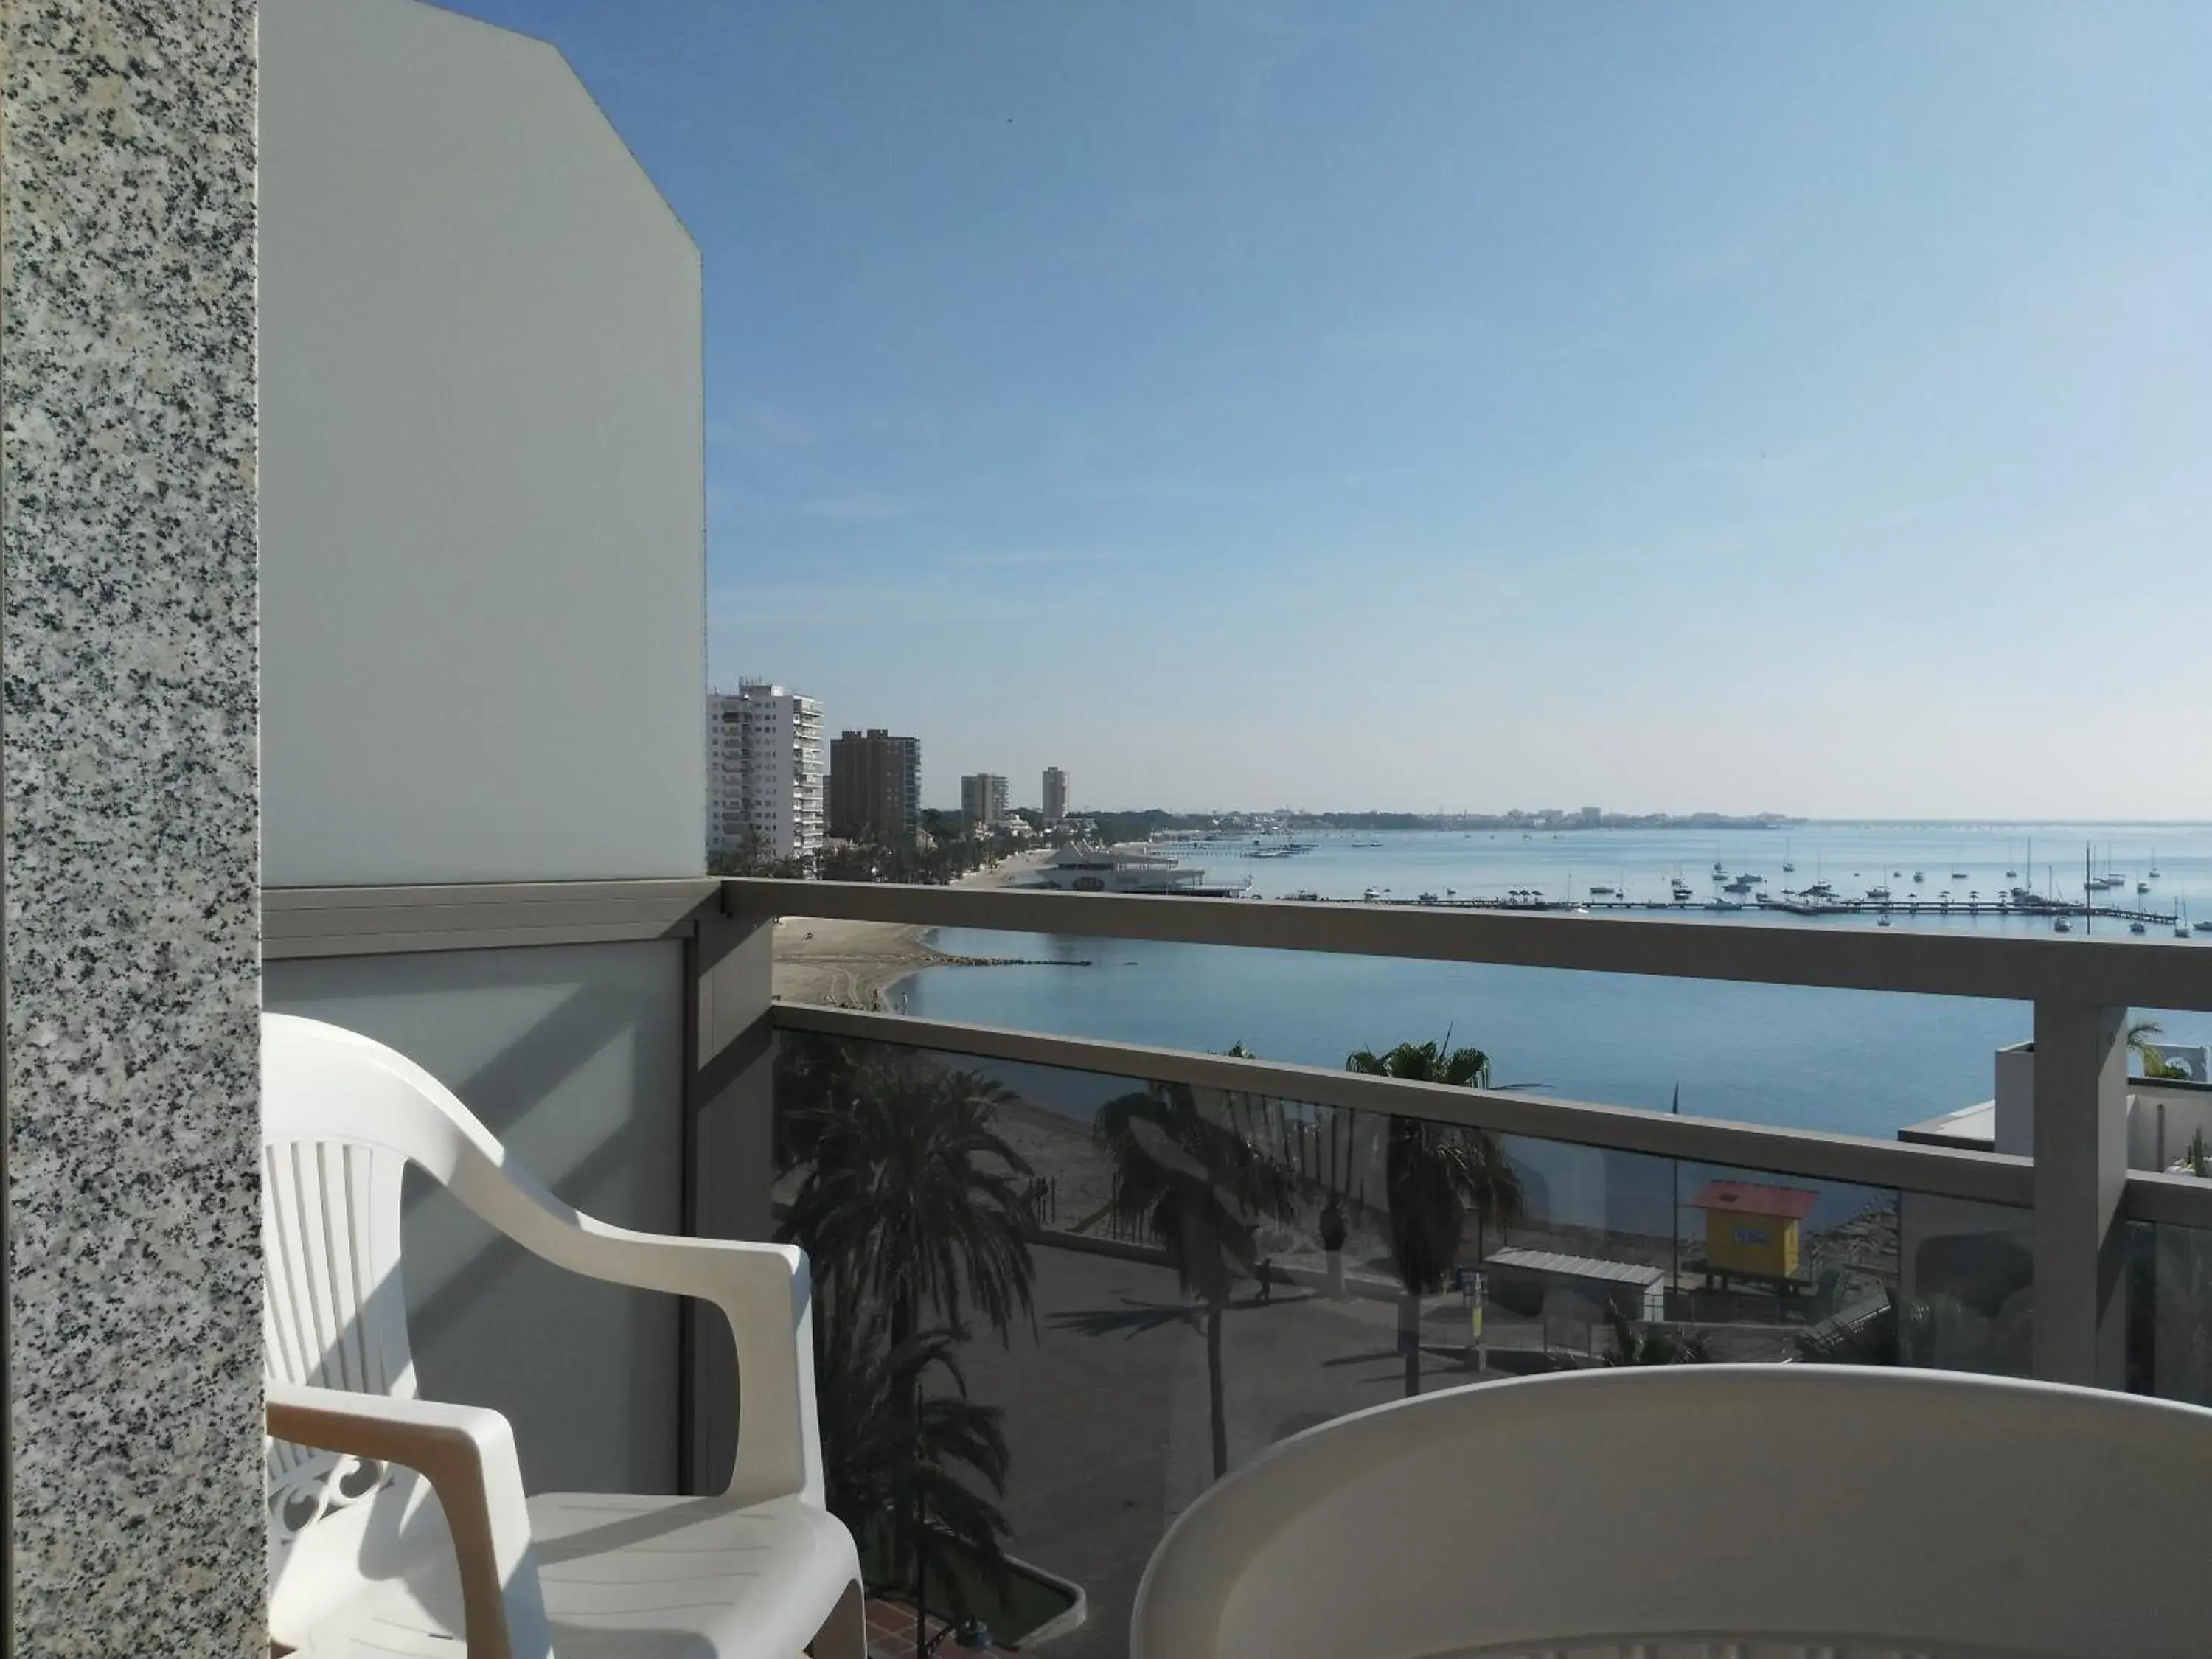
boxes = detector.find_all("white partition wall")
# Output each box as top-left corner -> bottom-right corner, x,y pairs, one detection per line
259,0 -> 715,1497
261,0 -> 704,886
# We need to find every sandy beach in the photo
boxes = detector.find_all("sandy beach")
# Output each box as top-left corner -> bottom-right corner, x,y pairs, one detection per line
772,846 -> 1051,1007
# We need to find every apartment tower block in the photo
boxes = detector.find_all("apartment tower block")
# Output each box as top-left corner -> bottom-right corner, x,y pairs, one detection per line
827,728 -> 922,844
961,772 -> 1010,828
706,681 -> 824,864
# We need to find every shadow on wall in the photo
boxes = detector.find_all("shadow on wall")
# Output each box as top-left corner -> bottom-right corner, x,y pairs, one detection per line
264,941 -> 688,1492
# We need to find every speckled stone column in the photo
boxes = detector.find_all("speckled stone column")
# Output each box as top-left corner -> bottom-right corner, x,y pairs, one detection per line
2,4 -> 262,1654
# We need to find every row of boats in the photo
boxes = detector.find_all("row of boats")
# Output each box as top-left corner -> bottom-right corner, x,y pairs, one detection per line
1031,843 -> 2212,940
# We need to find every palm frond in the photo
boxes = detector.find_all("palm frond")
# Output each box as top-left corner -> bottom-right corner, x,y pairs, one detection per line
780,1048 -> 1037,1343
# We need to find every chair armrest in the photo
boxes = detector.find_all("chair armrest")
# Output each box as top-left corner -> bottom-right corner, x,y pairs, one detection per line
422,1117 -> 826,1508
267,1382 -> 554,1659
496,1219 -> 824,1508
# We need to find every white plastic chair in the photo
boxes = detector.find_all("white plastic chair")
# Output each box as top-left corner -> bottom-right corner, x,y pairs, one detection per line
1133,1364 -> 2212,1659
263,1012 -> 864,1659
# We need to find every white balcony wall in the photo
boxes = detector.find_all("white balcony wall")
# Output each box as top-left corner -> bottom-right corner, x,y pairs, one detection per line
265,942 -> 687,1494
262,0 -> 704,886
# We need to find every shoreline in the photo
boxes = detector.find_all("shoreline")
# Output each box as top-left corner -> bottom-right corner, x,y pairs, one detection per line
771,846 -> 1051,1009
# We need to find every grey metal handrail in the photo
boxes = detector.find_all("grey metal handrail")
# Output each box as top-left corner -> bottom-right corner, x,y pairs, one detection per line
723,878 -> 2212,1009
770,1001 -> 2035,1205
772,1001 -> 2212,1234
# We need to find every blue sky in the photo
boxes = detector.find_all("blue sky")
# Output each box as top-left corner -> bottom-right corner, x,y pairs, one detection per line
451,1 -> 2210,817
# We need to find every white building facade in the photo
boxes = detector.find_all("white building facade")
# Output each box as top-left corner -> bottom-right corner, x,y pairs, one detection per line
709,681 -> 824,865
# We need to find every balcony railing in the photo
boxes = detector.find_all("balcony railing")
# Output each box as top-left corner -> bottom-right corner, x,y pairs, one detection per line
729,879 -> 2212,1365
265,872 -> 2212,1374
265,873 -> 2212,1655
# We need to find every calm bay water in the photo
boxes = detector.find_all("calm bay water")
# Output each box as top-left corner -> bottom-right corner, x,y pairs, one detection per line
902,821 -> 2212,1141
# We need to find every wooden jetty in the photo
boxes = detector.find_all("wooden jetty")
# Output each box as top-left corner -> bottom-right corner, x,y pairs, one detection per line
1310,892 -> 2184,926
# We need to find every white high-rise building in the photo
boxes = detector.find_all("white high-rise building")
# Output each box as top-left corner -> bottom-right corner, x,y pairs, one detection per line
707,681 -> 824,866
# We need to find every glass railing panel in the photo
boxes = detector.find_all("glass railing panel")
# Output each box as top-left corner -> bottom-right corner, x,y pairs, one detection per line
2129,1217 -> 2212,1405
855,925 -> 2036,1144
771,1029 -> 2032,1659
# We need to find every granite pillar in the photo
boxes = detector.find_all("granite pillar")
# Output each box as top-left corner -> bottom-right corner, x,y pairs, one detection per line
2,2 -> 262,1652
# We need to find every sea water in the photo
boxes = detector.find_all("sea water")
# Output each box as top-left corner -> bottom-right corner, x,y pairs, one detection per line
900,821 -> 2212,1139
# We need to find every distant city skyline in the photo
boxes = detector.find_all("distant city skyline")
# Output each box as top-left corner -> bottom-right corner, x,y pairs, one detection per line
451,1 -> 2212,818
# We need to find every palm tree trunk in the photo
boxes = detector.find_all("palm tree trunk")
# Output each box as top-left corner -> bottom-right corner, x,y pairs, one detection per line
1401,1288 -> 1422,1397
1206,1298 -> 1229,1480
894,1290 -> 925,1654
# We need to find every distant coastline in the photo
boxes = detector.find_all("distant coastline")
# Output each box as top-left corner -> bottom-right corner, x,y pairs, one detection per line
1076,809 -> 1800,838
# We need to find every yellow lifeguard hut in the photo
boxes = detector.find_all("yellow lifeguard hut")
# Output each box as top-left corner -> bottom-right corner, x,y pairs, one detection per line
1688,1179 -> 1818,1285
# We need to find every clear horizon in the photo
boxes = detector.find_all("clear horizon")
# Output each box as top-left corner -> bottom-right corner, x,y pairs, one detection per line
453,2 -> 2212,819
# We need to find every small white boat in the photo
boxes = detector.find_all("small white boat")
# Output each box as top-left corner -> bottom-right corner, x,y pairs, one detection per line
2130,920 -> 2147,935
2055,917 -> 2073,933
1363,887 -> 1385,902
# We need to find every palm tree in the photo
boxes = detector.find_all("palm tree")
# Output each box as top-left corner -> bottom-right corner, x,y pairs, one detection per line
779,1048 -> 1037,1646
1346,1036 -> 1527,1395
815,1302 -> 1014,1627
2126,1018 -> 2189,1081
1096,1080 -> 1295,1479
779,1048 -> 1037,1345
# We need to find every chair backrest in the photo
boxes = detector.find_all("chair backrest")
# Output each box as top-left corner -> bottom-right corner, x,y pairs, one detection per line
262,1012 -> 529,1632
1133,1365 -> 2212,1659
